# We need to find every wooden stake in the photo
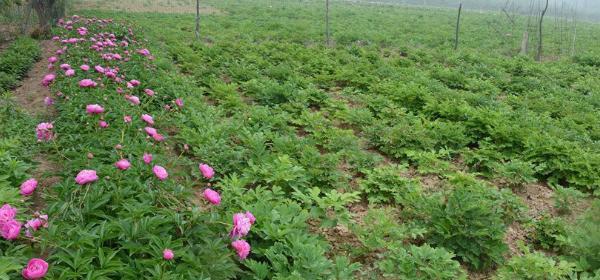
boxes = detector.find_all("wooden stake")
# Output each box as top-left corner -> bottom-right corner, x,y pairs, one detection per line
325,0 -> 331,47
536,0 -> 549,61
454,3 -> 462,50
195,0 -> 200,40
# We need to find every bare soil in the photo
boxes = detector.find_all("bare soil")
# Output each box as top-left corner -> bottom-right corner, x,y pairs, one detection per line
12,40 -> 61,209
14,40 -> 56,117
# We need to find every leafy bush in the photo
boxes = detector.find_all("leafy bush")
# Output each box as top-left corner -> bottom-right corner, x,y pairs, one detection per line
377,244 -> 467,280
553,186 -> 588,215
531,215 -> 568,252
566,200 -> 600,273
428,184 -> 508,270
0,37 -> 40,91
495,248 -> 576,280
359,164 -> 421,206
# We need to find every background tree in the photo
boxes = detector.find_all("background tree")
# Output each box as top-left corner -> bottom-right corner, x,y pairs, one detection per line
31,0 -> 66,36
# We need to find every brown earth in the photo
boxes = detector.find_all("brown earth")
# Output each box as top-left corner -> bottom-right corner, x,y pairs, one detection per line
12,40 -> 61,210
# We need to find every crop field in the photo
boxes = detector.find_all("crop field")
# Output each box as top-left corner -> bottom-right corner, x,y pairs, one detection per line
0,0 -> 599,279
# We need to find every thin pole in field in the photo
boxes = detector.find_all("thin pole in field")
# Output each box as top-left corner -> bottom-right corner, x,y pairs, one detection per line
325,0 -> 331,47
195,0 -> 201,40
536,0 -> 549,61
454,2 -> 462,50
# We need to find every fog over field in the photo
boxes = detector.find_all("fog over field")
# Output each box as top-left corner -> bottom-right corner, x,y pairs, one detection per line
349,0 -> 600,21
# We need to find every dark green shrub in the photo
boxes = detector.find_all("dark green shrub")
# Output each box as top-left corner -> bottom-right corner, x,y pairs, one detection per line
566,200 -> 600,273
531,215 -> 568,252
359,165 -> 421,206
429,184 -> 508,270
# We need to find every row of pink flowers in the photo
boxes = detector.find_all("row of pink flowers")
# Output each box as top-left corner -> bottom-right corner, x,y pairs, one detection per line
27,15 -> 256,279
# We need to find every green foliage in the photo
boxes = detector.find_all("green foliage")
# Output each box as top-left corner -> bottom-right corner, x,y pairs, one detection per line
359,165 -> 422,206
428,184 -> 508,270
0,37 -> 40,91
292,187 -> 360,228
531,215 -> 568,252
495,247 -> 576,280
352,208 -> 425,252
377,244 -> 467,280
553,186 -> 588,215
490,159 -> 538,189
565,200 -> 600,273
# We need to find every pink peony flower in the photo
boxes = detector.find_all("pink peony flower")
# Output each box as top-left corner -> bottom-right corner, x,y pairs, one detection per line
24,218 -> 44,232
19,178 -> 38,196
77,27 -> 88,36
152,133 -> 164,142
48,56 -> 57,63
141,114 -> 154,125
126,95 -> 140,105
199,164 -> 214,179
129,80 -> 140,87
143,153 -> 153,164
79,79 -> 98,88
163,249 -> 174,260
60,63 -> 71,70
144,127 -> 157,137
230,213 -> 252,238
123,115 -> 132,123
86,104 -> 104,114
75,170 -> 98,185
175,98 -> 184,108
1,219 -> 21,240
203,188 -> 221,205
153,166 -> 168,181
94,65 -> 104,73
44,96 -> 54,106
99,120 -> 108,128
245,211 -> 256,225
0,204 -> 17,224
115,159 -> 131,170
41,74 -> 55,87
144,89 -> 155,96
137,49 -> 151,56
231,240 -> 251,260
21,258 -> 48,280
36,122 -> 54,141
65,69 -> 75,77
80,64 -> 90,71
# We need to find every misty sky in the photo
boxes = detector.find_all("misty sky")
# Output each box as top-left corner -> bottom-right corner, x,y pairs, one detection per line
366,0 -> 600,21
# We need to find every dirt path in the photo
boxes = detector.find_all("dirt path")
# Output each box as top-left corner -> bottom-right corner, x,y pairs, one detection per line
14,40 -> 56,117
12,40 -> 61,211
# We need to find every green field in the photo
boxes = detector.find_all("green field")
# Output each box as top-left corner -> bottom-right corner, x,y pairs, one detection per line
1,0 -> 599,279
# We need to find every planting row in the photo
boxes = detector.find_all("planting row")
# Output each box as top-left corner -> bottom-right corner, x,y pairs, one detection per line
1,17 -> 257,279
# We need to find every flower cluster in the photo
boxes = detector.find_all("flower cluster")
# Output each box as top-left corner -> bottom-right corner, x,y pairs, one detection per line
26,15 -> 256,277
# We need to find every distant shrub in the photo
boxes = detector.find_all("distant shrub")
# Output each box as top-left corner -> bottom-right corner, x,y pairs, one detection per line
429,184 -> 508,270
377,244 -> 467,280
573,55 -> 600,67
